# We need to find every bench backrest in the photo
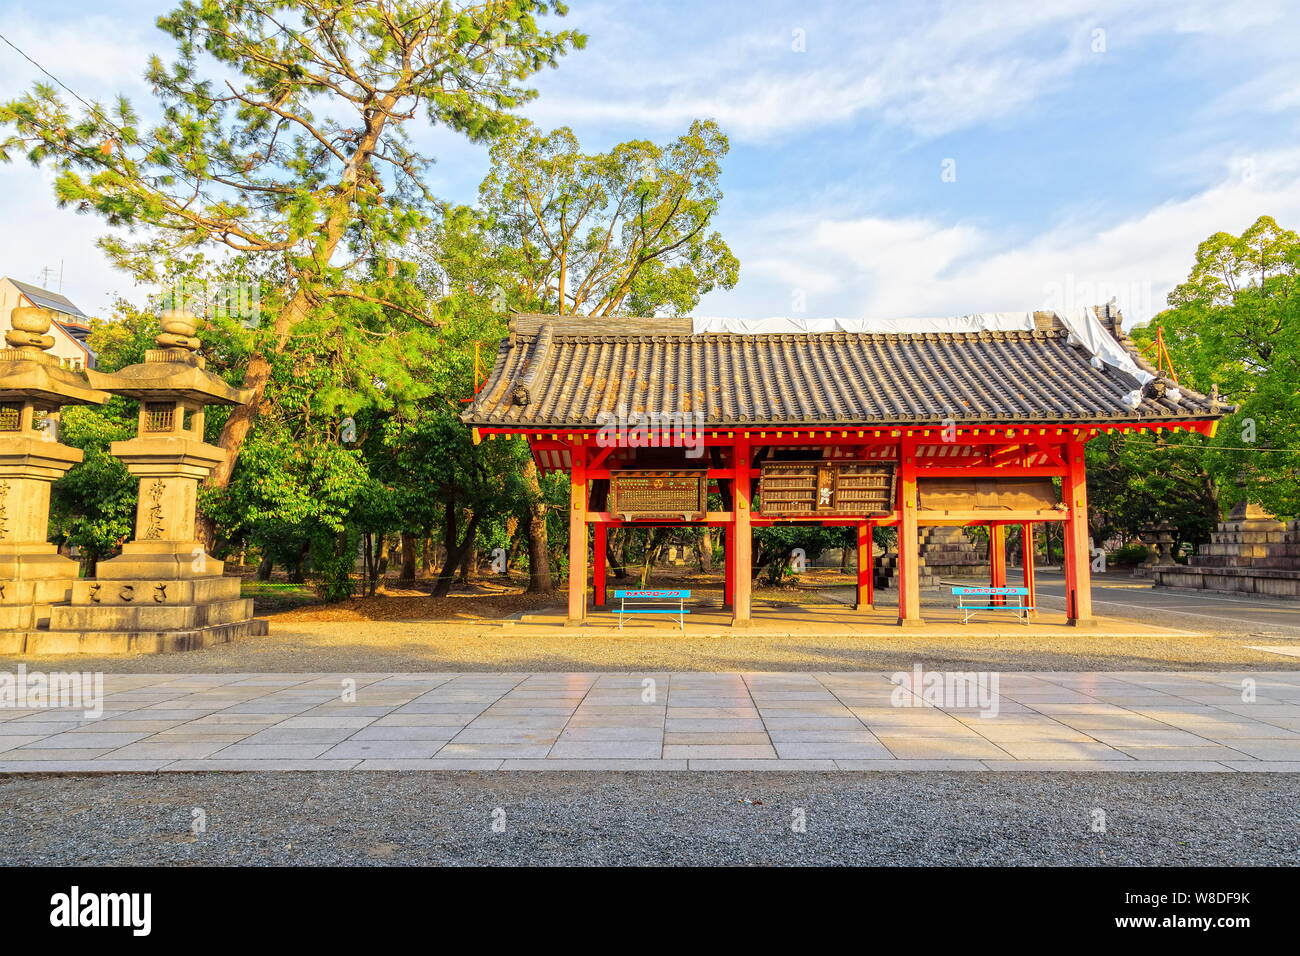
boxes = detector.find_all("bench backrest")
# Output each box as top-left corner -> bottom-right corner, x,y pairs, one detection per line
951,586 -> 1029,596
613,589 -> 691,599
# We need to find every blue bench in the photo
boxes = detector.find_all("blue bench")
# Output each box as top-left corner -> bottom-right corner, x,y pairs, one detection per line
613,589 -> 691,631
952,586 -> 1034,624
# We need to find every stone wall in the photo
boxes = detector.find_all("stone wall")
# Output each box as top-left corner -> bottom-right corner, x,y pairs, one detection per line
1152,502 -> 1300,599
876,526 -> 987,589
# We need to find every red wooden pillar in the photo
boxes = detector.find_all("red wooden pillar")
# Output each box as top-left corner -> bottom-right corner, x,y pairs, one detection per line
897,439 -> 923,626
988,523 -> 1007,605
855,521 -> 873,610
567,443 -> 588,624
1021,521 -> 1037,619
1062,440 -> 1095,626
732,436 -> 752,627
723,524 -> 735,609
593,521 -> 607,608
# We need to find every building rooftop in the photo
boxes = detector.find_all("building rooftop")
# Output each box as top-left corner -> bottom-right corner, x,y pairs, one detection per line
462,306 -> 1228,429
4,277 -> 88,323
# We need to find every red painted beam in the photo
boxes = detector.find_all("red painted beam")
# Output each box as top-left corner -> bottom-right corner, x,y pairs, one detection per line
989,523 -> 1007,605
479,420 -> 1219,446
1021,521 -> 1037,620
855,522 -> 873,611
897,439 -> 923,626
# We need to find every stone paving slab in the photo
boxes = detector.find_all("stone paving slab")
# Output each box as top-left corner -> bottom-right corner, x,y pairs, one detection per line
1,670 -> 1299,771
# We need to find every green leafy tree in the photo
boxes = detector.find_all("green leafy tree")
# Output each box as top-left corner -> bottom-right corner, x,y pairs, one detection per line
1,0 -> 585,500
1085,431 -> 1219,554
1136,215 -> 1300,517
49,405 -> 136,575
1087,215 -> 1300,557
476,119 -> 739,316
419,119 -> 739,591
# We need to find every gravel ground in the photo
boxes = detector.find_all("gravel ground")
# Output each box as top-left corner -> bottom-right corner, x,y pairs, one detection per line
4,616 -> 1293,673
1,771 -> 1295,866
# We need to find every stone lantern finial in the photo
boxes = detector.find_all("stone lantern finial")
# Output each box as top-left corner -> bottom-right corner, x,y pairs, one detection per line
155,308 -> 201,353
5,305 -> 56,354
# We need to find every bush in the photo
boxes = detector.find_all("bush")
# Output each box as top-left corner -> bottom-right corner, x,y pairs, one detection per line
1109,543 -> 1150,568
310,529 -> 359,601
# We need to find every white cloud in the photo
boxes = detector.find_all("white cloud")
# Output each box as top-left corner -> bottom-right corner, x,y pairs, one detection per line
0,10 -> 160,316
0,162 -> 139,317
702,147 -> 1300,324
0,12 -> 153,93
530,0 -> 1290,142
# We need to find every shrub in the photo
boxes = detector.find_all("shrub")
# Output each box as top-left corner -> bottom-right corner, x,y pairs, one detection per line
1110,543 -> 1151,568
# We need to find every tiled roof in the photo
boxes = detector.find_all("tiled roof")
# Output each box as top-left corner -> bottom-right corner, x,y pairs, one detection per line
462,308 -> 1228,429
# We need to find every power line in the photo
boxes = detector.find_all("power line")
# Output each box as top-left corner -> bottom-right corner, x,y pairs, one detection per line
1112,436 -> 1300,454
0,29 -> 130,141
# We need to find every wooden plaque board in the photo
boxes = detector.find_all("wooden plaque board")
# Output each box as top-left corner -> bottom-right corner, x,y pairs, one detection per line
759,461 -> 896,516
609,471 -> 707,520
918,477 -> 1060,511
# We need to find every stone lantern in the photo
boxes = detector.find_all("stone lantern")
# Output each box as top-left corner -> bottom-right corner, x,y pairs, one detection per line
0,306 -> 109,633
39,310 -> 268,653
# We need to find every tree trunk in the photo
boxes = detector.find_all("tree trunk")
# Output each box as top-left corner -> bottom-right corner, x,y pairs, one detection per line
256,552 -> 273,581
638,530 -> 669,588
367,535 -> 380,596
399,532 -> 417,583
697,529 -> 714,572
287,538 -> 309,584
433,508 -> 482,598
521,458 -> 553,593
457,543 -> 477,585
607,528 -> 627,580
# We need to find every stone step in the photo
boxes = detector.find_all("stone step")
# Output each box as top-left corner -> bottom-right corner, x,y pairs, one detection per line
68,575 -> 242,606
47,597 -> 255,632
11,617 -> 269,656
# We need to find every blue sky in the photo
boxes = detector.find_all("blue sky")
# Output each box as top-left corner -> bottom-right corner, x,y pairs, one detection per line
1,0 -> 1298,325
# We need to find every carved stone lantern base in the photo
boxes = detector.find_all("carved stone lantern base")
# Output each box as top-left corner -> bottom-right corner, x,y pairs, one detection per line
28,438 -> 268,655
0,547 -> 83,630
31,575 -> 266,655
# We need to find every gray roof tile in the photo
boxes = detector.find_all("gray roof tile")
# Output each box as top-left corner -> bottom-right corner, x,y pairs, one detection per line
462,310 -> 1227,429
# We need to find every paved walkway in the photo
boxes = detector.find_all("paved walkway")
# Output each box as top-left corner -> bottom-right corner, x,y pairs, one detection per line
1034,570 -> 1300,636
3,670 -> 1300,772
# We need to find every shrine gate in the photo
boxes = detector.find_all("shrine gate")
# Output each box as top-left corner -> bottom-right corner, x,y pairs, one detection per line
462,306 -> 1229,627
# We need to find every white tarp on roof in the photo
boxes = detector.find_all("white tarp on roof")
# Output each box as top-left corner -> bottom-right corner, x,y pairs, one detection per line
692,308 -> 1154,386
691,313 -> 1035,335
1050,306 -> 1153,385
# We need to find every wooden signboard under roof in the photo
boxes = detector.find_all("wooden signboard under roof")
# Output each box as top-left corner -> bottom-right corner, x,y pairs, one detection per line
918,477 -> 1060,511
609,470 -> 707,521
759,461 -> 896,516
